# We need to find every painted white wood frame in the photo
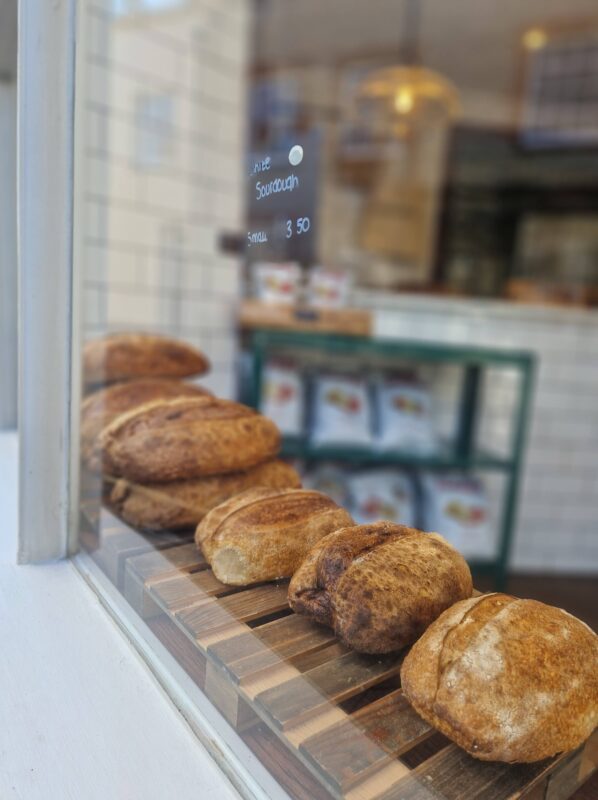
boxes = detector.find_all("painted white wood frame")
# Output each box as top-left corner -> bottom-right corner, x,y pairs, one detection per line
17,0 -> 81,562
0,80 -> 18,430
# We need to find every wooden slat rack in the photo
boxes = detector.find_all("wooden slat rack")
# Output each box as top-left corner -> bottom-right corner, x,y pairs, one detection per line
80,504 -> 598,800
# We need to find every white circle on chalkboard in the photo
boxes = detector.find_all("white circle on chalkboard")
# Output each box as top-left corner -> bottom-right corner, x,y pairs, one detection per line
289,145 -> 304,166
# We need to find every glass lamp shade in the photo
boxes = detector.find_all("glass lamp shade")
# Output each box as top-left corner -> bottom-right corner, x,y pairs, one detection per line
357,65 -> 460,138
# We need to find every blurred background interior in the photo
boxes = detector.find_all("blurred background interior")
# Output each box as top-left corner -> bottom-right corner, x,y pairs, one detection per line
1,0 -> 597,624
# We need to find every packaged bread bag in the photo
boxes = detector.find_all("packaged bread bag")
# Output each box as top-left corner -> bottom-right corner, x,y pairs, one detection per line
302,463 -> 350,508
307,267 -> 351,309
260,360 -> 303,436
347,469 -> 416,526
253,262 -> 301,305
421,473 -> 492,558
374,376 -> 437,454
310,374 -> 373,448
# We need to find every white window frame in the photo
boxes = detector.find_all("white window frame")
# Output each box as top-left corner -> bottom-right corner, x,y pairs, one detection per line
16,4 -> 286,798
18,0 -> 80,562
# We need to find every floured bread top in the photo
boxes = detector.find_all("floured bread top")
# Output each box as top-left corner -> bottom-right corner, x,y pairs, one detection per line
401,594 -> 598,762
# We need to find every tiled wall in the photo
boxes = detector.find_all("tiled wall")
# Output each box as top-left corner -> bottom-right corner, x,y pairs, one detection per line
77,0 -> 249,398
357,291 -> 598,574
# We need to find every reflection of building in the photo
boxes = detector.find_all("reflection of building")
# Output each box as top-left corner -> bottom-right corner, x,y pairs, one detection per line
79,0 -> 248,396
251,0 -> 598,292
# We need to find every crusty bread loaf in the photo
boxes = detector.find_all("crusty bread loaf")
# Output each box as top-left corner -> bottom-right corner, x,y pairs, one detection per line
99,396 -> 281,482
400,593 -> 598,762
81,379 -> 211,469
288,522 -> 472,654
196,488 -> 354,586
83,333 -> 210,385
110,460 -> 301,530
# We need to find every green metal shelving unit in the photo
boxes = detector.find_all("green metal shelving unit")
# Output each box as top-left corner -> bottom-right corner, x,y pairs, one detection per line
246,329 -> 535,590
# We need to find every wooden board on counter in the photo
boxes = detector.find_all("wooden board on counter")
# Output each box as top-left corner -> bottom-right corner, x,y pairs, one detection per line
80,514 -> 598,800
239,299 -> 372,337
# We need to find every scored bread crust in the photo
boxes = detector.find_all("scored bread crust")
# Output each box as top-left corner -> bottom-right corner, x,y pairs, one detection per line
110,460 -> 301,530
98,396 -> 281,482
288,522 -> 473,654
83,333 -> 210,385
195,488 -> 354,586
400,594 -> 598,762
81,379 -> 211,470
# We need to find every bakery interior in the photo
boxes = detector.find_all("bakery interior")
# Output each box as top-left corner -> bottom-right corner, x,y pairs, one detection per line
2,0 -> 598,798
75,0 -> 598,609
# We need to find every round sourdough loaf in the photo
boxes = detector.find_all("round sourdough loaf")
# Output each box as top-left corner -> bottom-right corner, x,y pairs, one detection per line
83,333 -> 210,385
81,379 -> 211,469
196,487 -> 354,586
288,522 -> 473,654
110,460 -> 301,530
99,396 -> 281,482
400,593 -> 598,762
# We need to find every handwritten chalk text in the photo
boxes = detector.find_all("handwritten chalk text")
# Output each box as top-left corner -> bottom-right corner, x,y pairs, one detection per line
247,230 -> 268,247
255,173 -> 299,201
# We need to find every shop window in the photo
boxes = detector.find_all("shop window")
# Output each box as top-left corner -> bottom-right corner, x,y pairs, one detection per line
67,1 -> 598,799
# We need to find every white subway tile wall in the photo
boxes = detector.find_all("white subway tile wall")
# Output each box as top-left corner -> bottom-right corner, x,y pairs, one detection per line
77,0 -> 249,398
359,293 -> 598,574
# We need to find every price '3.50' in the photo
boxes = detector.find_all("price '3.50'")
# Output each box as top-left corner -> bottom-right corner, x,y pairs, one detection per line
286,217 -> 311,238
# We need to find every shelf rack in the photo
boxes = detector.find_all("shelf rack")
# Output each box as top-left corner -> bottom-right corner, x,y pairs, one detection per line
246,329 -> 536,590
79,507 -> 598,800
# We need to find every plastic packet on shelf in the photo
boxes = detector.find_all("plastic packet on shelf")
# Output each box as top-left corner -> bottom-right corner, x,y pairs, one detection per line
310,374 -> 373,448
347,469 -> 416,527
252,261 -> 301,305
374,377 -> 438,454
260,360 -> 303,436
420,473 -> 492,558
302,463 -> 350,508
307,267 -> 351,309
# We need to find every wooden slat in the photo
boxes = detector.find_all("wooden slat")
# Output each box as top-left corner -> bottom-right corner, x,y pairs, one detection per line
88,528 -> 154,587
291,643 -> 349,674
124,543 -> 206,616
546,733 -> 598,800
211,614 -> 336,668
578,729 -> 598,788
176,583 -> 290,644
110,532 -> 594,800
205,662 -> 258,731
212,621 -> 337,686
346,762 -> 412,800
300,690 -> 433,794
149,570 -> 237,614
256,651 -> 403,732
374,744 -> 565,800
126,542 -> 206,582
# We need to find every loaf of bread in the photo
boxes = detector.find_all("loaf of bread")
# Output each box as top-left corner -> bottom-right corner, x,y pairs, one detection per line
81,379 -> 211,469
99,396 -> 281,482
83,333 -> 210,385
196,488 -> 354,586
288,522 -> 472,654
110,460 -> 301,530
400,593 -> 598,762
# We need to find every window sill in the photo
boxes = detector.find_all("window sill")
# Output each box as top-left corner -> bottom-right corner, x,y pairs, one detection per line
0,432 -> 248,800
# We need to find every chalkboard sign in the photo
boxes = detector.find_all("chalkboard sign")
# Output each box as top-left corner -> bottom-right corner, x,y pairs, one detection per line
245,130 -> 320,264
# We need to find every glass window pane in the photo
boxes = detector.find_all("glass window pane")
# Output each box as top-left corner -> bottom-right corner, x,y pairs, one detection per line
73,1 -> 598,798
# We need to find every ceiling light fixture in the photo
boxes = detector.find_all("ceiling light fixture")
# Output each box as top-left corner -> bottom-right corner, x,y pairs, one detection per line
358,0 -> 460,134
522,28 -> 548,51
